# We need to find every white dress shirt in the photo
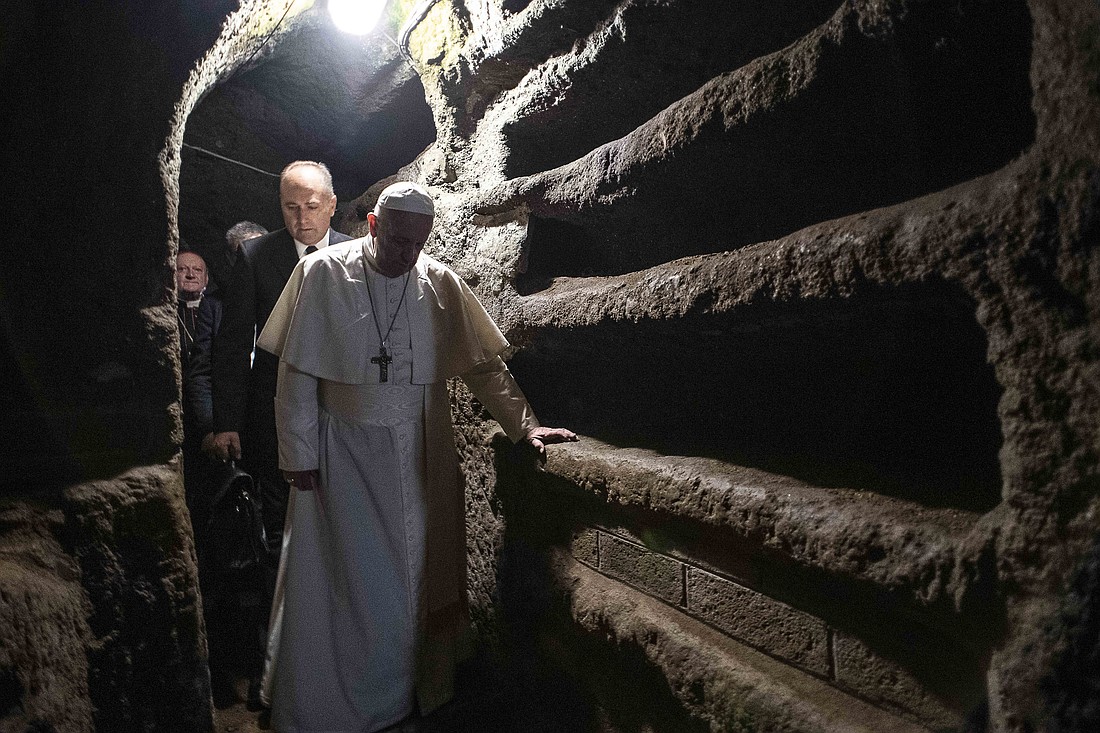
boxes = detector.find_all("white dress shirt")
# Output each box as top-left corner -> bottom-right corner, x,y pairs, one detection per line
293,229 -> 332,259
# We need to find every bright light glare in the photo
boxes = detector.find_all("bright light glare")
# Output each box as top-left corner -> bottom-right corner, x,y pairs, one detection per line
329,0 -> 386,35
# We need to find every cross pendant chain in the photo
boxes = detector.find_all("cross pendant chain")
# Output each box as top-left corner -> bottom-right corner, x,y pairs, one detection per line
371,346 -> 393,383
361,259 -> 412,384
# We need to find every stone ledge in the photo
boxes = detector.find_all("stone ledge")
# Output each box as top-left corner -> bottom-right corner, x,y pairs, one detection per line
553,551 -> 933,733
567,523 -> 966,727
506,161 -> 1012,333
543,435 -> 983,602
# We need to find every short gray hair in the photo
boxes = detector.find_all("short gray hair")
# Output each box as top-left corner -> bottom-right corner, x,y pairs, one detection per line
226,221 -> 268,247
281,160 -> 334,196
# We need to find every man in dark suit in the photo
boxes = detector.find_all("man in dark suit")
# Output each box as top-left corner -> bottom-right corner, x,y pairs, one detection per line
209,220 -> 268,296
177,248 -> 223,505
176,248 -> 239,703
209,160 -> 351,705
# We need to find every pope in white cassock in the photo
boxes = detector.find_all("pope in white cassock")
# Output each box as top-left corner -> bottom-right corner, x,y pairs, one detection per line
254,181 -> 576,733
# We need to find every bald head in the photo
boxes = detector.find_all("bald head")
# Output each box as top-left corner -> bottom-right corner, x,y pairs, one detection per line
176,251 -> 208,301
280,161 -> 337,246
226,220 -> 268,252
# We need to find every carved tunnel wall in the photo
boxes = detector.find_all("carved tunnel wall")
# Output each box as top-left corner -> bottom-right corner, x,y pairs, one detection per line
376,0 -> 1100,731
505,0 -> 1035,287
0,1 -> 1097,732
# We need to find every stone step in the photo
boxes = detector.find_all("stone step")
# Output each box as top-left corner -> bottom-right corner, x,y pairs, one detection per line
551,552 -> 950,732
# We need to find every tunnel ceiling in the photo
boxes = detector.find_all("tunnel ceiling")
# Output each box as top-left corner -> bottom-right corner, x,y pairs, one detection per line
178,9 -> 435,259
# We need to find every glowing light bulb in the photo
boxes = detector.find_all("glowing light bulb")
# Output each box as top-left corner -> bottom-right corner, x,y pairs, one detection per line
328,0 -> 386,35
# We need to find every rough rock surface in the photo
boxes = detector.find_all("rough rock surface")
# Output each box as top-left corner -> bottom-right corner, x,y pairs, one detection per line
0,502 -> 92,732
0,0 -> 251,729
1,0 -> 1097,731
336,0 -> 1099,731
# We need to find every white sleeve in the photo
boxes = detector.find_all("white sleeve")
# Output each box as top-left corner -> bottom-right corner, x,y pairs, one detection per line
274,360 -> 320,471
460,356 -> 540,443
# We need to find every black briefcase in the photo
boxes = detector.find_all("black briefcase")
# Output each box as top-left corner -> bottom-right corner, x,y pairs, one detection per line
204,461 -> 268,579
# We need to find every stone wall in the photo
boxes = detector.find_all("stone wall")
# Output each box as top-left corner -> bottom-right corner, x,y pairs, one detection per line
335,0 -> 1100,730
0,1 -> 1096,731
0,2 -> 310,730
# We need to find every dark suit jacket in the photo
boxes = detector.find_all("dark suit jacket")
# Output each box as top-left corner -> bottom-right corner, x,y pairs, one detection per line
184,293 -> 223,439
212,228 -> 353,435
206,247 -> 238,298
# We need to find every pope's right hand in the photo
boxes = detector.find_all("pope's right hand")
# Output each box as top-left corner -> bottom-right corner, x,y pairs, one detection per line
212,431 -> 242,462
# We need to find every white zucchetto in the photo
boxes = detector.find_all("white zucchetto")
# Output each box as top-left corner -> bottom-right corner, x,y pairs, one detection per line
374,181 -> 435,217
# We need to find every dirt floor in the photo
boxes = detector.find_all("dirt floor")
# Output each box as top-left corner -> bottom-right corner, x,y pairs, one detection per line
209,666 -> 507,733
209,676 -> 269,733
212,690 -> 421,733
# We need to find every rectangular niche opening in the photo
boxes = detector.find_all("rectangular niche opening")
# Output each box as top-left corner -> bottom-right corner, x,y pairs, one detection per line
516,218 -> 611,295
507,1 -> 1034,285
508,279 -> 1003,513
501,0 -> 845,179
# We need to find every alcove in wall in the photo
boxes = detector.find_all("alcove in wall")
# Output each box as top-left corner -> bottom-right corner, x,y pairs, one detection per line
511,0 -> 1034,293
509,277 -> 1003,513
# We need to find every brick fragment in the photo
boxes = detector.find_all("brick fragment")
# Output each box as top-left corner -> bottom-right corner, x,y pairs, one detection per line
600,533 -> 684,605
833,631 -> 963,730
687,568 -> 830,676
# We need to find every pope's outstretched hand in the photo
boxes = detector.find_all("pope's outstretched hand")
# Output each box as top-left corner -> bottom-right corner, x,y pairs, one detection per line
524,426 -> 578,460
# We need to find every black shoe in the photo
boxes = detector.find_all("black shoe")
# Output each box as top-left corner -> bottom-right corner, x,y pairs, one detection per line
246,677 -> 265,712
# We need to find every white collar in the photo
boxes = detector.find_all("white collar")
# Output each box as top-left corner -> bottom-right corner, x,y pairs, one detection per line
294,229 -> 331,259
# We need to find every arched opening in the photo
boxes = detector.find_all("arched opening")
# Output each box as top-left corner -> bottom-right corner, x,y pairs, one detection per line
177,8 -> 436,271
162,2 -> 441,723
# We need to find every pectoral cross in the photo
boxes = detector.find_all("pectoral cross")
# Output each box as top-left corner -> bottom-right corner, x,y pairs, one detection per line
371,346 -> 393,383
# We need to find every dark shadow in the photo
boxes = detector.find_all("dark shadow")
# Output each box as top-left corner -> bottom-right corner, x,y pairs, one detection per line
1042,535 -> 1100,732
513,0 -> 1034,285
510,279 -> 1004,512
487,440 -> 713,732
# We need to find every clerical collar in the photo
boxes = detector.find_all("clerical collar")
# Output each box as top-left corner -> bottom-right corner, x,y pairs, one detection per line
294,230 -> 331,259
180,293 -> 203,308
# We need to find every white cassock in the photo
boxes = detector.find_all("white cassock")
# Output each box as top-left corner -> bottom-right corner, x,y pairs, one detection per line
255,237 -> 539,733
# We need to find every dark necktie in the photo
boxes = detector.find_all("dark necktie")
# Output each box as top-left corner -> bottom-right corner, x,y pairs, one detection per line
304,245 -> 317,256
